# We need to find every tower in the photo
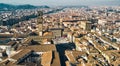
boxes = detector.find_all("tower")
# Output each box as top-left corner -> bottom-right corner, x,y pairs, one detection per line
80,21 -> 92,31
37,11 -> 43,36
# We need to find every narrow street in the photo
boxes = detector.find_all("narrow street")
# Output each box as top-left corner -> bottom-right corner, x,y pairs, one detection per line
56,43 -> 75,66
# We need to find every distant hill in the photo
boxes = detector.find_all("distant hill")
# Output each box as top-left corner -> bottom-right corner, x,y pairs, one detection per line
15,4 -> 37,9
0,3 -> 14,10
0,3 -> 50,11
62,5 -> 88,8
37,5 -> 50,8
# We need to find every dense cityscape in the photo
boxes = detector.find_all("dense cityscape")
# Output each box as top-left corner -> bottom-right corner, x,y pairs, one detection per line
0,1 -> 120,66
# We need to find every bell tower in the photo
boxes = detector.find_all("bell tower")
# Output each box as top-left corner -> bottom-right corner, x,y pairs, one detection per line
37,11 -> 43,36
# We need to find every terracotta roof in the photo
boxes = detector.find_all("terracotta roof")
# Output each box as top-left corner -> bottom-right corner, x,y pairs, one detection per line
112,58 -> 120,66
10,49 -> 32,61
7,41 -> 16,46
0,34 -> 13,38
65,50 -> 87,63
41,51 -> 52,66
64,28 -> 71,32
18,44 -> 56,52
43,32 -> 53,36
66,52 -> 76,63
0,60 -> 37,66
0,60 -> 15,66
23,37 -> 32,44
41,51 -> 61,66
65,61 -> 71,66
87,55 -> 101,65
72,51 -> 87,58
103,50 -> 120,58
113,33 -> 120,38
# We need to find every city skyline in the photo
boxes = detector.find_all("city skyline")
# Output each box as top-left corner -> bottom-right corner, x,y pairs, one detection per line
0,0 -> 120,66
0,0 -> 120,6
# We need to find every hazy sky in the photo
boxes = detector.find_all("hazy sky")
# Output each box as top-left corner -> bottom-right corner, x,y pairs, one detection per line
0,0 -> 120,6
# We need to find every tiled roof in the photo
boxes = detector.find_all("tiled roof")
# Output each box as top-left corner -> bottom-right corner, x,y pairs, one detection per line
41,51 -> 52,66
43,32 -> 53,36
65,50 -> 87,63
18,44 -> 56,52
0,34 -> 13,38
10,49 -> 32,61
